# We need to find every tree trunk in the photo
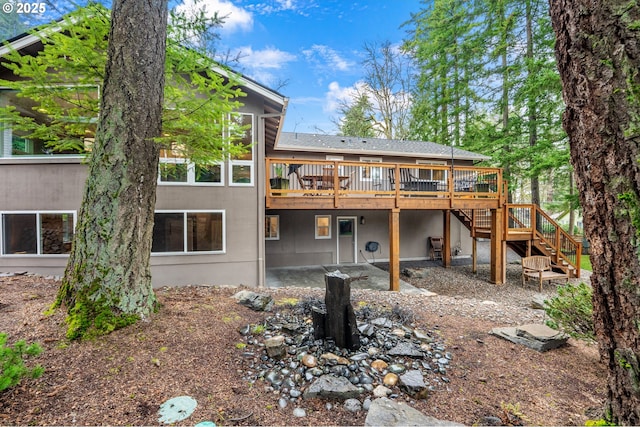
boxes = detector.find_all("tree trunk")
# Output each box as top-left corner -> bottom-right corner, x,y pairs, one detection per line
550,1 -> 640,423
55,0 -> 169,339
526,0 -> 540,206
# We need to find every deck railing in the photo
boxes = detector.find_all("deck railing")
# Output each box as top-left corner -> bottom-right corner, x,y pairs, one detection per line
505,204 -> 582,276
266,158 -> 503,203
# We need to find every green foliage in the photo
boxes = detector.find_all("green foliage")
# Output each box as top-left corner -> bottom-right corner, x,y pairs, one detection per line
337,93 -> 375,138
585,418 -> 616,426
544,282 -> 596,342
0,4 -> 247,164
0,333 -> 44,392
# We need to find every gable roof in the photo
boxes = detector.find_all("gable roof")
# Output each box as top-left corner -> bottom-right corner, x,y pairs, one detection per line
0,13 -> 288,148
275,132 -> 490,162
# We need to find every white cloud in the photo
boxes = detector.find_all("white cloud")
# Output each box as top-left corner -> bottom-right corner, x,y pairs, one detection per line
176,0 -> 254,34
248,0 -> 309,16
302,45 -> 354,73
234,46 -> 297,86
323,81 -> 365,114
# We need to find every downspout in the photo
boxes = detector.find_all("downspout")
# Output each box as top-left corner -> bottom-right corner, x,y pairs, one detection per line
257,107 -> 288,288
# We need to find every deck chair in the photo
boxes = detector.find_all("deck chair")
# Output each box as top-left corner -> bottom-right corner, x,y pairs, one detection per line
288,164 -> 309,189
429,236 -> 443,260
389,168 -> 419,190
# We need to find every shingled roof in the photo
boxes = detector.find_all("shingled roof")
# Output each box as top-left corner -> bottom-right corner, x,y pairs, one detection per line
275,132 -> 490,162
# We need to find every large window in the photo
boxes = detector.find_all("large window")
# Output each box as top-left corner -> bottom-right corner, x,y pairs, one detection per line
229,113 -> 254,186
359,157 -> 382,181
0,88 -> 98,158
1,211 -> 75,255
158,144 -> 224,185
152,211 -> 225,254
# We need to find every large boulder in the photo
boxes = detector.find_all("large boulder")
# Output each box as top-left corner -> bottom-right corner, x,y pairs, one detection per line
365,397 -> 464,426
232,290 -> 274,311
303,374 -> 363,400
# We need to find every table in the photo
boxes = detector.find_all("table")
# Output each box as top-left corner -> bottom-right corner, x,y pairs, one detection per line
302,174 -> 351,190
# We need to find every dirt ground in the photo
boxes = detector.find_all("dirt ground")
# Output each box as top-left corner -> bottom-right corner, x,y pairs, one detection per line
0,268 -> 606,426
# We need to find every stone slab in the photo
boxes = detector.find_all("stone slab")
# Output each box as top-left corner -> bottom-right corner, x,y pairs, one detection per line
490,323 -> 569,352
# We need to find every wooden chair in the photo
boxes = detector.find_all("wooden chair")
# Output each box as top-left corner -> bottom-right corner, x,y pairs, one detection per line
429,236 -> 443,260
521,255 -> 569,291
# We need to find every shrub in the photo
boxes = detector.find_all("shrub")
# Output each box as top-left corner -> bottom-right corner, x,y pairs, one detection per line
544,282 -> 595,342
0,333 -> 44,392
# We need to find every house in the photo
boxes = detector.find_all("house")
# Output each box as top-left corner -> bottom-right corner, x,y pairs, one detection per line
0,19 -> 582,289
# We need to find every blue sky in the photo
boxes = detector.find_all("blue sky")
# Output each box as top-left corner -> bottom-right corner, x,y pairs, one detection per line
185,0 -> 423,134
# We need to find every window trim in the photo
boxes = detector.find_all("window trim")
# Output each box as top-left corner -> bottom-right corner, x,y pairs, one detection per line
315,214 -> 332,240
151,209 -> 226,255
265,215 -> 280,240
359,156 -> 383,181
0,210 -> 77,257
158,159 -> 225,186
229,112 -> 255,187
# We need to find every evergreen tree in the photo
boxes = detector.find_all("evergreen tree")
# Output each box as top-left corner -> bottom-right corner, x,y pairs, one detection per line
336,93 -> 375,138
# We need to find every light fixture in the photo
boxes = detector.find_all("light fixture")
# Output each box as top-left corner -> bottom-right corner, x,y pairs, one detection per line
360,216 -> 365,225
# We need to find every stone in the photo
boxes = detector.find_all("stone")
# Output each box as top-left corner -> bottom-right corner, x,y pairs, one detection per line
321,352 -> 350,365
265,335 -> 287,359
490,324 -> 569,352
371,317 -> 393,328
303,374 -> 363,400
413,329 -> 433,342
344,398 -> 362,413
233,290 -> 274,311
301,354 -> 317,368
158,396 -> 198,424
387,342 -> 423,358
365,397 -> 464,427
402,267 -> 429,278
373,385 -> 392,398
383,373 -> 398,387
399,370 -> 428,399
530,295 -> 547,310
370,359 -> 388,372
324,271 -> 361,350
292,407 -> 306,418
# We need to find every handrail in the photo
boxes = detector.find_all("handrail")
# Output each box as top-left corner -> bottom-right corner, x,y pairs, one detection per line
506,204 -> 581,277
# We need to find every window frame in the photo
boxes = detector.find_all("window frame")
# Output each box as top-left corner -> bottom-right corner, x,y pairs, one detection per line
416,160 -> 447,181
265,215 -> 280,240
151,210 -> 226,255
359,156 -> 383,181
0,210 -> 77,256
157,158 -> 225,186
315,214 -> 332,240
228,112 -> 255,187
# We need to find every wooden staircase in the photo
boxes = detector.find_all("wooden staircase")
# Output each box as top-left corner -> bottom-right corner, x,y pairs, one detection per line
452,204 -> 582,278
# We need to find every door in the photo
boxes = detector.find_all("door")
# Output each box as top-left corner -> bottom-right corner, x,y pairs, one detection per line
337,217 -> 357,264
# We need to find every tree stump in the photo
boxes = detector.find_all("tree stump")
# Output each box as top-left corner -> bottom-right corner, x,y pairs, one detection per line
314,271 -> 360,350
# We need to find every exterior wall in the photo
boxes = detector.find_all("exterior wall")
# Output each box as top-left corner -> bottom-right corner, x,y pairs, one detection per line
0,142 -> 264,288
265,209 -> 472,267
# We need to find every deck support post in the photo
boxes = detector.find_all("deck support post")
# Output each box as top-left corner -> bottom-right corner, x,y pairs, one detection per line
490,207 -> 506,284
472,237 -> 477,274
442,210 -> 451,268
389,208 -> 400,291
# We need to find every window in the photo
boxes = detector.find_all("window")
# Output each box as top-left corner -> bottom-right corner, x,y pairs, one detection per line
265,215 -> 279,240
416,160 -> 447,181
1,211 -> 75,255
229,113 -> 254,185
359,157 -> 383,181
158,144 -> 224,185
315,215 -> 331,239
152,211 -> 224,254
0,87 -> 98,158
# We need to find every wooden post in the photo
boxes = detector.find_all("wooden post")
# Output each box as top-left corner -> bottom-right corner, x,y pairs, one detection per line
389,208 -> 400,291
472,237 -> 477,274
490,207 -> 505,284
442,210 -> 451,268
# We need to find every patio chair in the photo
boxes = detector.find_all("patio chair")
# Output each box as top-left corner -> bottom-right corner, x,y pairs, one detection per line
429,236 -> 443,260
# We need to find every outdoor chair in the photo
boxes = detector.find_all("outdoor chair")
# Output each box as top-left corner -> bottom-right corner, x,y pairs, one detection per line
429,236 -> 443,260
521,255 -> 569,291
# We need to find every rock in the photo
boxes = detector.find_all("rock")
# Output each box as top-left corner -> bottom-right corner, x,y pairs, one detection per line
530,294 -> 547,310
344,398 -> 362,412
301,354 -> 317,368
265,335 -> 287,359
292,407 -> 306,417
371,359 -> 388,372
387,342 -> 423,358
373,385 -> 392,398
321,352 -> 350,365
371,317 -> 393,328
399,370 -> 428,399
303,374 -> 363,400
383,373 -> 398,387
233,290 -> 274,311
365,397 -> 464,426
402,267 -> 429,278
490,324 -> 569,352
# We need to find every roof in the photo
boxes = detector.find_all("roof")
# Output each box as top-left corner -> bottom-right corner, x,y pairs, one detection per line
275,132 -> 490,162
0,11 -> 288,148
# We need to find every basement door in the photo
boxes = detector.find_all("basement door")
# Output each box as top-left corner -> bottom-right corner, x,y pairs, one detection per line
337,216 -> 357,264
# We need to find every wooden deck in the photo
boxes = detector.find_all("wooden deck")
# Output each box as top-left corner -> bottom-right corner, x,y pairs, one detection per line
266,158 -> 505,210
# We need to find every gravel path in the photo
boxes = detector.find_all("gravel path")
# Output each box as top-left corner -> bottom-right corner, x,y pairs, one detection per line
267,263 -> 591,327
